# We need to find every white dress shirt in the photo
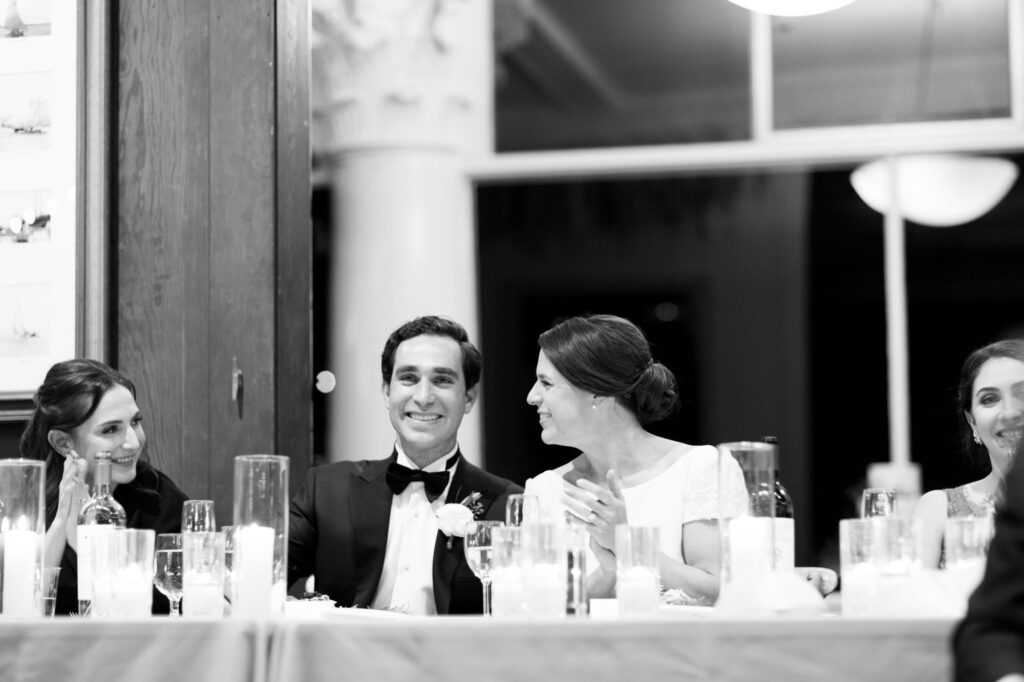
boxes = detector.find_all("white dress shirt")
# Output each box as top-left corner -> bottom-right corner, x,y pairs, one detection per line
370,444 -> 458,615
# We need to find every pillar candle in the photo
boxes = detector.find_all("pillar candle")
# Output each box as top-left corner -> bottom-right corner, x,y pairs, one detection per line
727,516 -> 774,583
232,525 -> 274,618
3,529 -> 39,616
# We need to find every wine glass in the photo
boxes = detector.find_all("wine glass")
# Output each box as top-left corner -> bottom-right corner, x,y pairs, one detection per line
221,525 -> 234,612
182,500 -> 217,533
154,533 -> 183,616
505,494 -> 539,526
861,488 -> 896,518
464,520 -> 503,616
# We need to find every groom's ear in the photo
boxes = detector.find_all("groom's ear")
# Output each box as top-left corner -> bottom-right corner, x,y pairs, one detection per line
463,385 -> 478,414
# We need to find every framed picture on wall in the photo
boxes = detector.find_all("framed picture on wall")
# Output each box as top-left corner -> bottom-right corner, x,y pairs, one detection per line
0,0 -> 111,408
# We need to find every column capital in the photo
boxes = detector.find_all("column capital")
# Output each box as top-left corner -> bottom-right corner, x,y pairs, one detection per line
312,0 -> 492,157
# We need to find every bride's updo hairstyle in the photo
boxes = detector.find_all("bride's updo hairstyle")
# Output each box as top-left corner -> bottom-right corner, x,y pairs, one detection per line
538,314 -> 679,425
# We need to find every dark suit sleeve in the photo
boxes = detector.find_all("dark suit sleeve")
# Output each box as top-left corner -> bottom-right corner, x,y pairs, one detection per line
288,466 -> 319,588
954,457 -> 1024,682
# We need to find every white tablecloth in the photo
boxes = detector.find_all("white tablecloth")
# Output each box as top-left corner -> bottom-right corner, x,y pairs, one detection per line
267,612 -> 956,682
0,618 -> 266,682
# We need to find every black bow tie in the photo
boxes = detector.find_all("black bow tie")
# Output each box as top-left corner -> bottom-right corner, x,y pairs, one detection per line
385,453 -> 459,502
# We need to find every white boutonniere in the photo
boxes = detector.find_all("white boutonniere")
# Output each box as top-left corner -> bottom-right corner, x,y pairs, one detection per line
437,491 -> 485,550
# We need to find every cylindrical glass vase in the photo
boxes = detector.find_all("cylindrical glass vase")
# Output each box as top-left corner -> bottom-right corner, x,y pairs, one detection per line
0,459 -> 45,617
232,455 -> 288,617
717,441 -> 776,609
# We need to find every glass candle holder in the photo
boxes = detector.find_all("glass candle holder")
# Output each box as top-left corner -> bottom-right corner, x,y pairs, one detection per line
232,455 -> 288,618
183,531 -> 226,617
717,442 -> 776,596
0,459 -> 45,617
615,525 -> 660,618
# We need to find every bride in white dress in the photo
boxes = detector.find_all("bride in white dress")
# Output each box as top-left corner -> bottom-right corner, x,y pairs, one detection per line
523,314 -> 746,604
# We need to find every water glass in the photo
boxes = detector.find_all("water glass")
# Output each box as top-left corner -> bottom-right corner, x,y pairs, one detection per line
40,567 -> 61,617
490,526 -> 526,617
861,488 -> 896,518
566,524 -> 588,616
154,533 -> 183,616
522,523 -> 566,618
183,531 -> 226,617
464,520 -> 502,616
615,525 -> 660,618
944,516 -> 995,606
94,529 -> 155,617
505,494 -> 540,527
839,516 -> 921,616
183,500 -> 217,533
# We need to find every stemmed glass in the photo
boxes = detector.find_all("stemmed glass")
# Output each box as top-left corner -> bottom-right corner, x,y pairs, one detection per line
154,533 -> 183,617
183,500 -> 217,533
861,488 -> 896,518
505,494 -> 539,526
464,520 -> 503,616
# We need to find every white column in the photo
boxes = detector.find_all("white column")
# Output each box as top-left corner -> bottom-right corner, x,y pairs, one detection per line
313,0 -> 493,464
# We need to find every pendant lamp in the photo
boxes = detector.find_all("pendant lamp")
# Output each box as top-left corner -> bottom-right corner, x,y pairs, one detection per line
725,0 -> 857,17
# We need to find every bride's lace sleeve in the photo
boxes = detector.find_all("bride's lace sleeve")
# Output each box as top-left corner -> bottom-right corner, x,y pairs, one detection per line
680,445 -> 749,524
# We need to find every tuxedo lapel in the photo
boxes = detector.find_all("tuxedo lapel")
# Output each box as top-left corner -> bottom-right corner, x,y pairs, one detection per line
350,454 -> 396,607
431,462 -> 465,615
432,457 -> 499,614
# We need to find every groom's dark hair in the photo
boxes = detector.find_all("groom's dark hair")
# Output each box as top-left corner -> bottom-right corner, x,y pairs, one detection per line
381,315 -> 482,391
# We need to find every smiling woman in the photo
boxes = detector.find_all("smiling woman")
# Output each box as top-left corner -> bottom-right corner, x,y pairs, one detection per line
913,339 -> 1024,569
19,358 -> 189,614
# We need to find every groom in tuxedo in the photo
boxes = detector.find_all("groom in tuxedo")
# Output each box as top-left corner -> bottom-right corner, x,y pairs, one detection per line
288,316 -> 521,614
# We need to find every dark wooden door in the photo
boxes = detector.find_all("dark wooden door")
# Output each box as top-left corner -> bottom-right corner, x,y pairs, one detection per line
116,0 -> 311,518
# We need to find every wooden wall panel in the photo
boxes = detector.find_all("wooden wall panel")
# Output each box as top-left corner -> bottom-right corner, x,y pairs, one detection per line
116,0 -> 311,515
118,0 -> 212,501
208,0 -> 277,506
276,0 -> 312,489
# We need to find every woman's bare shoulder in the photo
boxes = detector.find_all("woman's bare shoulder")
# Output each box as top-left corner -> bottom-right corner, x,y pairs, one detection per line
913,489 -> 949,518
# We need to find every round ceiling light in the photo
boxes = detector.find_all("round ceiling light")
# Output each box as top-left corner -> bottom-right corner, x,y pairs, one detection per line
850,154 -> 1019,227
726,0 -> 857,16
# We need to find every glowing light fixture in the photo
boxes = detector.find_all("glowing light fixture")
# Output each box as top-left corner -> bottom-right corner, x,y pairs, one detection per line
851,154 -> 1019,227
725,0 -> 857,16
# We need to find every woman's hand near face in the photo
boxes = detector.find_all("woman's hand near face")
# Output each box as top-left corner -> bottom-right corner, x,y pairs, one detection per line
46,454 -> 88,563
562,470 -> 628,551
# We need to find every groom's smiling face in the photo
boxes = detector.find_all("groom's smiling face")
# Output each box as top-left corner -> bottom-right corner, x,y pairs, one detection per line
383,334 -> 478,467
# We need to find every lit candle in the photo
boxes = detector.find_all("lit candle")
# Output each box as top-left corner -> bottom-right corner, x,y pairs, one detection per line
3,522 -> 40,617
232,525 -> 274,618
726,516 -> 774,583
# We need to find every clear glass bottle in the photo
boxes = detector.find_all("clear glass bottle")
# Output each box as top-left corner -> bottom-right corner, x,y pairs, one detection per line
77,451 -> 127,614
762,436 -> 795,571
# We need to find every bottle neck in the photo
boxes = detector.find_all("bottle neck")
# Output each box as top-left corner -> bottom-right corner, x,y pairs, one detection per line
93,462 -> 113,495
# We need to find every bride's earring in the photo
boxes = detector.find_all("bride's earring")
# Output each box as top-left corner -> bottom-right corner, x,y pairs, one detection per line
972,429 -> 982,445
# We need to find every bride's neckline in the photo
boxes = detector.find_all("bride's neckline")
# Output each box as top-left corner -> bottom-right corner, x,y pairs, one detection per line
564,442 -> 696,489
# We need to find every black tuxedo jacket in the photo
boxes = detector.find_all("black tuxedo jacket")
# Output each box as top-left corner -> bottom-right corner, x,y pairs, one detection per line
288,451 -> 522,614
953,453 -> 1024,681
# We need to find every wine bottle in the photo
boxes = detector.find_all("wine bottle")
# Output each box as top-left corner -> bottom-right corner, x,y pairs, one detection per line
77,451 -> 127,615
762,436 -> 795,572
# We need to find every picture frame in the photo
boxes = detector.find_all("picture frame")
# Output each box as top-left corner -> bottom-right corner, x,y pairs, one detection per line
0,0 -> 110,410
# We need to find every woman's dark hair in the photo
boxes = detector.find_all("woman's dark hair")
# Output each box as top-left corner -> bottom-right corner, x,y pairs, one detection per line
19,359 -> 137,520
381,315 -> 483,391
957,339 -> 1024,466
538,314 -> 679,425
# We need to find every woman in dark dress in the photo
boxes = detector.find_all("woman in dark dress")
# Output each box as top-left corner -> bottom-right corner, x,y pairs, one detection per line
20,359 -> 189,615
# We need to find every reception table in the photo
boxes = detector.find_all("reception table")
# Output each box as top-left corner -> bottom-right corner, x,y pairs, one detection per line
0,613 -> 957,682
267,612 -> 957,682
0,618 -> 267,682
